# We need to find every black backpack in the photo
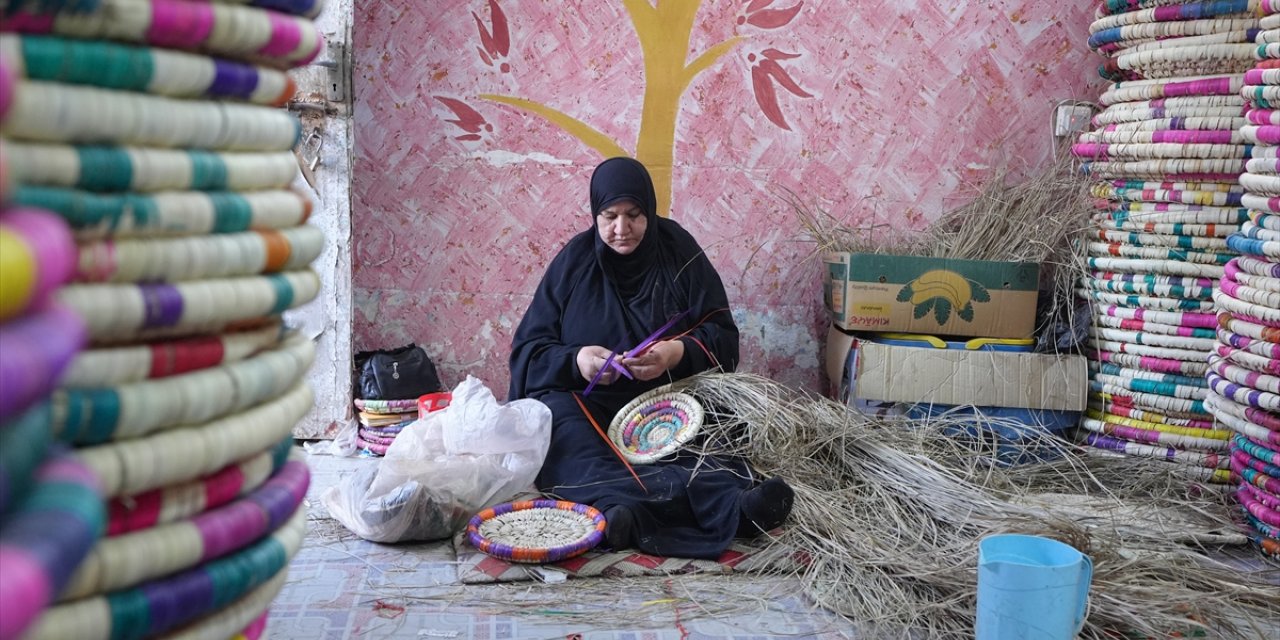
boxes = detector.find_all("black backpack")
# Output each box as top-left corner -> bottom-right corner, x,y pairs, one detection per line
353,344 -> 444,400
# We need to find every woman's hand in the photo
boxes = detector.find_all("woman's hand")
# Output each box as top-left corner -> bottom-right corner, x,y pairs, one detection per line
621,339 -> 684,382
577,345 -> 623,386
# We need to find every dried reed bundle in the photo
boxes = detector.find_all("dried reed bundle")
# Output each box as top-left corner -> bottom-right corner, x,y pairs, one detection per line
670,372 -> 1280,640
789,150 -> 1094,265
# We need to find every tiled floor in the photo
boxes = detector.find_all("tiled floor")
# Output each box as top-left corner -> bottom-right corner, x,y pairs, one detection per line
266,448 -> 858,640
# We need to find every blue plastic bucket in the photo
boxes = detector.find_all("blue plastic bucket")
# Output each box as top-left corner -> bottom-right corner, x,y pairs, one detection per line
977,534 -> 1093,640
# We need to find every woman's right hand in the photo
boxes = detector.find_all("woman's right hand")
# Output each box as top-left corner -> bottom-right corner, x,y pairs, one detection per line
577,345 -> 622,386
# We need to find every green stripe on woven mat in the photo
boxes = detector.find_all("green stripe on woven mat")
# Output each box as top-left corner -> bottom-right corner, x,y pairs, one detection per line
0,403 -> 52,515
11,188 -> 154,230
189,151 -> 228,190
268,437 -> 293,468
55,388 -> 122,445
210,193 -> 253,233
76,147 -> 133,191
23,480 -> 106,531
266,274 -> 294,315
22,36 -> 154,92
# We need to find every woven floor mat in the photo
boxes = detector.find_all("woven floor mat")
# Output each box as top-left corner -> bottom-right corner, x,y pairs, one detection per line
452,529 -> 780,584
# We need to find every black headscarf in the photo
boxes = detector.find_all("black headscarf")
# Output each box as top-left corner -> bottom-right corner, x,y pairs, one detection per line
589,157 -> 661,297
508,157 -> 739,406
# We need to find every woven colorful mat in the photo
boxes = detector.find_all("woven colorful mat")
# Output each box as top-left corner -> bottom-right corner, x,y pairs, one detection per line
452,529 -> 779,585
12,186 -> 312,241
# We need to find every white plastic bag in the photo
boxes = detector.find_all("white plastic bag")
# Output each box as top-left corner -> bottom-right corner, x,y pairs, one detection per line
322,375 -> 552,543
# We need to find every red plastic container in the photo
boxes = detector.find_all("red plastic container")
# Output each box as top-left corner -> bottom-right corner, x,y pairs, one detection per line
417,392 -> 452,418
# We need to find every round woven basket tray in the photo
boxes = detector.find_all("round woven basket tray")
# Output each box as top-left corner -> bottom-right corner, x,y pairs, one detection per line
1095,303 -> 1221,330
1094,312 -> 1218,338
5,0 -> 324,68
1091,395 -> 1216,429
0,302 -> 85,422
1086,405 -> 1227,438
1090,360 -> 1211,387
5,79 -> 301,151
1082,274 -> 1216,300
25,508 -> 305,640
466,499 -> 605,564
1078,288 -> 1218,313
1215,342 -> 1280,375
1093,227 -> 1232,251
1080,416 -> 1228,451
1100,74 -> 1244,105
1073,140 -> 1252,160
1082,157 -> 1245,180
1088,255 -> 1227,278
1217,326 -> 1280,358
609,388 -> 705,464
1088,324 -> 1218,350
59,457 -> 308,602
75,379 -> 311,498
1090,19 -> 1260,50
55,269 -> 320,344
1089,378 -> 1208,415
1077,431 -> 1231,472
106,436 -> 291,536
74,224 -> 324,283
15,186 -> 312,241
154,570 -> 286,640
0,450 -> 105,640
1096,115 -> 1247,133
1098,204 -> 1247,225
1090,2 -> 1256,31
61,321 -> 284,387
1093,101 -> 1245,127
0,403 -> 53,515
50,331 -> 314,445
1206,393 -> 1280,445
6,141 -> 299,193
6,34 -> 297,105
0,207 -> 77,322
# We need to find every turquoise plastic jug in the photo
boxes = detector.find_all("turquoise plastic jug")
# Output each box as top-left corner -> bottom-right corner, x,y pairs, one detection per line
976,534 -> 1093,640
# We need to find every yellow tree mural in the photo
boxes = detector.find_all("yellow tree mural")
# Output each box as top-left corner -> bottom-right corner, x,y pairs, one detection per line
438,0 -> 811,217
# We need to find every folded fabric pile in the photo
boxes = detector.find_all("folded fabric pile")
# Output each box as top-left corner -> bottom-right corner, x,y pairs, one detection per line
1073,0 -> 1263,482
355,398 -> 419,456
1205,1 -> 1280,556
0,0 -> 326,636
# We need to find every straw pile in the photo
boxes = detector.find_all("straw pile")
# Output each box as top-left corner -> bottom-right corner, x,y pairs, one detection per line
1072,0 -> 1260,481
0,0 -> 326,637
1202,5 -> 1280,556
670,372 -> 1279,640
788,151 -> 1093,265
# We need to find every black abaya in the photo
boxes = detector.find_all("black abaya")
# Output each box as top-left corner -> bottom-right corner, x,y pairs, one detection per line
508,157 -> 752,559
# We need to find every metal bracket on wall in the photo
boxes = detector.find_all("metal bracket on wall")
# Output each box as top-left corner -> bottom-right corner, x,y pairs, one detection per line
309,40 -> 347,103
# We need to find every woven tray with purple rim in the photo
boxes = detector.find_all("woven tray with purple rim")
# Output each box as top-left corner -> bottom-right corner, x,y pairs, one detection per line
466,499 -> 605,564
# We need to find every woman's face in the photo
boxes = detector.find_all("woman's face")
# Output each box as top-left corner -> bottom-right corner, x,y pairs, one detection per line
596,200 -> 648,255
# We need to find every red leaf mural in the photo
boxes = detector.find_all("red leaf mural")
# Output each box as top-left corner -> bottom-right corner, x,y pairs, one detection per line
749,50 -> 812,131
435,96 -> 492,141
472,0 -> 511,72
740,0 -> 802,29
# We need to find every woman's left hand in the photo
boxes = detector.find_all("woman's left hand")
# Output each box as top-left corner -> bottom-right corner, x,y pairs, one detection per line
621,339 -> 684,381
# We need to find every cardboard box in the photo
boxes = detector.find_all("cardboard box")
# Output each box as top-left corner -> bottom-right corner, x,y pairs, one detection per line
852,341 -> 1087,412
822,252 -> 1040,339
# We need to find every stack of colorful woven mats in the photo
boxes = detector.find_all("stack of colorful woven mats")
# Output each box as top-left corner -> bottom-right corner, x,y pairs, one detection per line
0,0 -> 326,637
354,397 -> 419,456
1203,1 -> 1280,556
1073,0 -> 1266,482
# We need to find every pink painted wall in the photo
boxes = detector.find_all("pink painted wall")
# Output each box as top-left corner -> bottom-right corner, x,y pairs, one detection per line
352,1 -> 1102,398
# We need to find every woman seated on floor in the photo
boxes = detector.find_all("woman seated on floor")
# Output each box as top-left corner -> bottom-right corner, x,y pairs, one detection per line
508,156 -> 794,559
